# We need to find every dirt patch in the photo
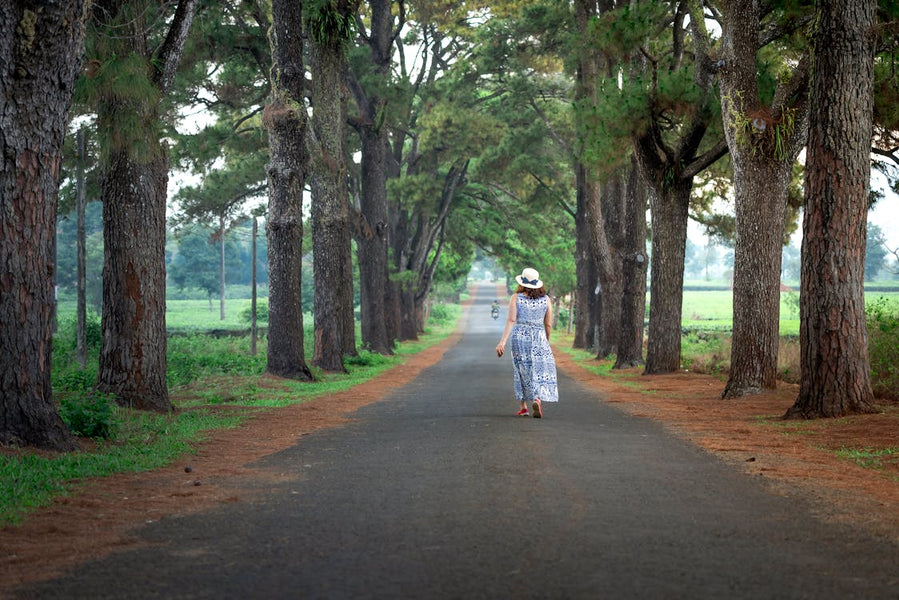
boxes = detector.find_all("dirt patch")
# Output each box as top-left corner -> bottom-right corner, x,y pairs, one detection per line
554,351 -> 899,546
2,300 -> 897,592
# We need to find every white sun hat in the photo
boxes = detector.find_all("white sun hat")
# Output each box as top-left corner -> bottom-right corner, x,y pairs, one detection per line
515,267 -> 543,289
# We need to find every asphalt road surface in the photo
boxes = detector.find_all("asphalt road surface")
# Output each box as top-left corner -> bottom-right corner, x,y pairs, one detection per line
18,284 -> 899,599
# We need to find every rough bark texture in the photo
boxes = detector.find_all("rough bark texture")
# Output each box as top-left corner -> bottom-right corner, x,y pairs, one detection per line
95,0 -> 198,411
218,214 -> 226,321
573,163 -> 597,350
0,1 -> 87,450
264,0 -> 313,381
614,158 -> 648,369
97,148 -> 170,409
593,172 -> 625,360
723,161 -> 792,396
786,0 -> 877,419
310,29 -> 353,373
76,129 -> 88,369
719,0 -> 809,399
349,0 -> 393,354
644,180 -> 691,374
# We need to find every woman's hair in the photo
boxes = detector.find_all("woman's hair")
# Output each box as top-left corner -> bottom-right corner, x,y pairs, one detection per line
516,284 -> 547,299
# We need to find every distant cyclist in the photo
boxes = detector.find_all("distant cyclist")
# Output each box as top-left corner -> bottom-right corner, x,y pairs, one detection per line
490,299 -> 500,320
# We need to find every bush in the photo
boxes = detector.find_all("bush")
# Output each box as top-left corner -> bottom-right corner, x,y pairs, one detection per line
59,391 -> 116,439
240,300 -> 269,324
54,367 -> 98,394
428,303 -> 454,326
867,297 -> 898,399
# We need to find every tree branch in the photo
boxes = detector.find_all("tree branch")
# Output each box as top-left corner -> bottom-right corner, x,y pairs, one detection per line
152,0 -> 199,93
681,137 -> 729,179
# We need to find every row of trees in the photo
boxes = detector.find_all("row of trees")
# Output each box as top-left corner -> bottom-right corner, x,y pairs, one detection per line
1,0 -> 896,450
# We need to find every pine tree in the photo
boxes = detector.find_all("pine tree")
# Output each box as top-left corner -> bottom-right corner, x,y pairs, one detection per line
786,0 -> 878,419
1,1 -> 88,450
86,0 -> 199,411
264,0 -> 314,380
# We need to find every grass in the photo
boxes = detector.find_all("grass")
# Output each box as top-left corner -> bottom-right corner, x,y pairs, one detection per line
0,408 -> 246,525
834,447 -> 899,471
1,302 -> 462,527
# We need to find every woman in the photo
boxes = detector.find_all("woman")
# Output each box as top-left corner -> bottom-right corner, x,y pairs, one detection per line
495,268 -> 559,418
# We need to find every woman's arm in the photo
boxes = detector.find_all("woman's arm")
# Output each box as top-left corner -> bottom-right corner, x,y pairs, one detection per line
495,294 -> 517,357
544,296 -> 553,342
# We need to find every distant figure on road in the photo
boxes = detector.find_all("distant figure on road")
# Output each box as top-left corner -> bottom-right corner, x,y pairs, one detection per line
490,299 -> 500,320
495,268 -> 559,418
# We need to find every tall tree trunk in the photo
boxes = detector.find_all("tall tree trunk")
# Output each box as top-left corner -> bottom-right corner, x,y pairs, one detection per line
97,148 -> 170,410
723,160 -> 791,397
95,0 -> 198,411
310,23 -> 353,373
349,0 -> 393,354
219,213 -> 226,321
719,0 -> 809,398
644,180 -> 691,374
251,217 -> 258,357
631,1 -> 726,374
614,157 -> 648,369
0,1 -> 86,450
786,0 -> 877,419
574,163 -> 597,350
76,128 -> 88,369
264,0 -> 313,381
593,172 -> 624,360
356,127 -> 392,353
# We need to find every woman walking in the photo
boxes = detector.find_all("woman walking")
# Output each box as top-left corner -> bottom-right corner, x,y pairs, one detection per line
495,268 -> 559,418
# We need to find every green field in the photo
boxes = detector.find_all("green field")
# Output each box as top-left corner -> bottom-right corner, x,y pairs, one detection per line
678,289 -> 899,336
56,298 -> 266,332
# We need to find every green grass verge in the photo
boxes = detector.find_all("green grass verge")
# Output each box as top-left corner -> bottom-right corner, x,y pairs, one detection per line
1,303 -> 462,527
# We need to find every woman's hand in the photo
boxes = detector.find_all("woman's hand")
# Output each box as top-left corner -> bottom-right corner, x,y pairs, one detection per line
496,342 -> 505,358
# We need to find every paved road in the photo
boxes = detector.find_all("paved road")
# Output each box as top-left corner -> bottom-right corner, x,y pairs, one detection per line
18,284 -> 899,599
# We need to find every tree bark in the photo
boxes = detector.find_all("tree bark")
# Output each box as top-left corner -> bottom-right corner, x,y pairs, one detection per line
0,1 -> 87,450
97,148 -> 170,410
614,157 -> 648,369
219,213 -> 226,321
251,217 -> 258,357
592,172 -> 624,360
786,0 -> 877,419
264,0 -> 313,381
573,164 -> 597,350
349,0 -> 393,355
76,128 -> 88,369
644,179 -> 691,374
95,0 -> 198,411
719,0 -> 809,398
723,158 -> 792,397
310,25 -> 353,373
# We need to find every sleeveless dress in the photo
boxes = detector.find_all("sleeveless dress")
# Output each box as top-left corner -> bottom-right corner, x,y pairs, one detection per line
510,294 -> 559,403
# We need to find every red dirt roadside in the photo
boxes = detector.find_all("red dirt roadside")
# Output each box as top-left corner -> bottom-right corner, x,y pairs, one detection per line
555,350 -> 899,546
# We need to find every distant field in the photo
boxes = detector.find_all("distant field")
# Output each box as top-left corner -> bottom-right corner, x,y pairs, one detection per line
56,299 -> 268,331
678,289 -> 899,336
55,288 -> 899,337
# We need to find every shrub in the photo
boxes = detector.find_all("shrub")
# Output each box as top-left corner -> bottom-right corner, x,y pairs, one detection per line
54,367 -> 98,394
345,350 -> 394,368
59,391 -> 116,439
867,297 -> 898,399
240,300 -> 269,324
428,303 -> 454,326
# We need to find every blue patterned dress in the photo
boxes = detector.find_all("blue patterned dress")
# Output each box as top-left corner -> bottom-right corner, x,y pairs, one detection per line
510,294 -> 559,403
